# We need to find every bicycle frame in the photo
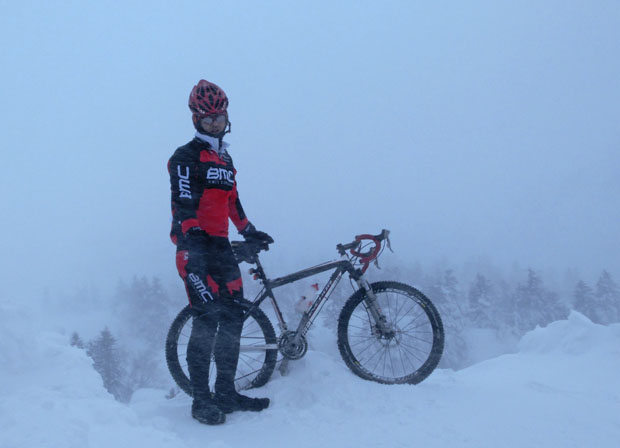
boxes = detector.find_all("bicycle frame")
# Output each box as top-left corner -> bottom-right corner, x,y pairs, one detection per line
247,256 -> 362,338
237,229 -> 393,357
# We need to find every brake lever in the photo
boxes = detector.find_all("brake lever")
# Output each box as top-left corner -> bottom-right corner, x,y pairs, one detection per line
386,235 -> 394,253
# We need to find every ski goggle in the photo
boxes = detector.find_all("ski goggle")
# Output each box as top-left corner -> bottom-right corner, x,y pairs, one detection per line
201,114 -> 227,125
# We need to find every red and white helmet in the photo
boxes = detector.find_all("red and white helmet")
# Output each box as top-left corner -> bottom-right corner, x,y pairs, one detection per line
188,79 -> 229,116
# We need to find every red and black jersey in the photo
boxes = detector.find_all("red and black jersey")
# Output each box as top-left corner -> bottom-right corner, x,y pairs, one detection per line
168,137 -> 250,245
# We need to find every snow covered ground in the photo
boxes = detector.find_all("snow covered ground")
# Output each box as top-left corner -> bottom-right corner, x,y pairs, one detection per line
1,301 -> 619,448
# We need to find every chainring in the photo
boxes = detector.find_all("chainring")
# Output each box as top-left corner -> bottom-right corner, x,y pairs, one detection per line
278,331 -> 308,360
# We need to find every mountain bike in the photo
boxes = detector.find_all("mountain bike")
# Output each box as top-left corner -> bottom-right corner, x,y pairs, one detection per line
166,229 -> 444,395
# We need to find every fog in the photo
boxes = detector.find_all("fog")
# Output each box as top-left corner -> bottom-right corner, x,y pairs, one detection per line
1,1 -> 619,302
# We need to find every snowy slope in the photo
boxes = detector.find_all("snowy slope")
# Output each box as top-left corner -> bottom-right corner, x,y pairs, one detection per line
1,304 -> 619,448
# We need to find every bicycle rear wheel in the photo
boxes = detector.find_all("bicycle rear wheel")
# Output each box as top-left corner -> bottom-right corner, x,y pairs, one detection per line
165,299 -> 278,396
337,281 -> 444,384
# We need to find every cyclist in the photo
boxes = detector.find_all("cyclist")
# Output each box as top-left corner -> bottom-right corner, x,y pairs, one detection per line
168,79 -> 273,425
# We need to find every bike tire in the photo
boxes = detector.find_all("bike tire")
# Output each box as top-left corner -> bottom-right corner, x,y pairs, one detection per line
165,299 -> 278,396
337,281 -> 444,385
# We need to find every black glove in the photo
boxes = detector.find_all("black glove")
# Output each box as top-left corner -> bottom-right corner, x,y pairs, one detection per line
240,223 -> 274,245
184,226 -> 210,249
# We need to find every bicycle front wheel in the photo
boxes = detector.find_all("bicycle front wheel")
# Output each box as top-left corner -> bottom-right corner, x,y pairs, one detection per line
165,299 -> 278,396
337,281 -> 444,385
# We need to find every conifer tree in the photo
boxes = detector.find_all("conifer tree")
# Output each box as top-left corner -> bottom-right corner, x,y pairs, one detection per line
430,269 -> 467,369
594,270 -> 620,324
467,274 -> 495,328
87,327 -> 128,402
573,280 -> 595,321
112,276 -> 179,390
116,276 -> 176,345
70,331 -> 85,349
514,269 -> 567,334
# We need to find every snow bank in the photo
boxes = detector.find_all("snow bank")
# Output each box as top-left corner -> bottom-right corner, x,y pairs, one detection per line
133,314 -> 620,448
0,301 -> 187,448
2,303 -> 619,448
453,311 -> 620,447
519,310 -> 620,355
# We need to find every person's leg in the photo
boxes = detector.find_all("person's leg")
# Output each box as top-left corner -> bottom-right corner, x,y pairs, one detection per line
213,299 -> 244,395
209,239 -> 270,412
177,245 -> 226,424
187,311 -> 217,400
187,311 -> 225,424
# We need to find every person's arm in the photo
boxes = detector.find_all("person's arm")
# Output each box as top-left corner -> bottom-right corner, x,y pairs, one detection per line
169,149 -> 201,244
230,178 -> 273,244
229,177 -> 251,234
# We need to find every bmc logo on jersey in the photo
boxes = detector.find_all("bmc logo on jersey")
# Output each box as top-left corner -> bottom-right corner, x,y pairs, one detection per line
188,273 -> 214,302
207,167 -> 234,183
177,166 -> 192,199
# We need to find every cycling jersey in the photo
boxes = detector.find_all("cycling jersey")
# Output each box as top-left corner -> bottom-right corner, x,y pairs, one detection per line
168,137 -> 250,244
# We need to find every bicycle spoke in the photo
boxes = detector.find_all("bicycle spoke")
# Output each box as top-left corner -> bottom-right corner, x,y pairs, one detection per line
400,332 -> 433,346
180,331 -> 191,341
349,340 -> 377,353
371,344 -> 388,374
396,343 -> 409,374
350,312 -> 373,323
347,331 -> 372,342
396,341 -> 430,363
387,343 -> 396,377
235,367 -> 262,383
399,316 -> 431,333
358,338 -> 388,362
351,337 -> 383,360
383,292 -> 396,324
396,345 -> 426,366
237,356 -> 262,370
382,345 -> 389,377
393,302 -> 422,326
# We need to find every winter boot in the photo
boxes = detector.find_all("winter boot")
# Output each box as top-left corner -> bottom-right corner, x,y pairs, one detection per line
213,390 -> 270,413
191,397 -> 226,425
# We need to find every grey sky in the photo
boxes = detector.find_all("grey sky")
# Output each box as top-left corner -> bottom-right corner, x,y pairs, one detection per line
1,1 -> 619,300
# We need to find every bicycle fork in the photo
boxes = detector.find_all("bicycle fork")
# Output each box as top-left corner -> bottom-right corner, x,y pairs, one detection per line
355,277 -> 392,335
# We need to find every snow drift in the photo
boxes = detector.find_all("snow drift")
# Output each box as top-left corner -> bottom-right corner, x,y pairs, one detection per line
1,305 -> 619,448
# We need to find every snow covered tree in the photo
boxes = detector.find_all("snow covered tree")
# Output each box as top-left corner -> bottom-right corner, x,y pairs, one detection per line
111,276 -> 183,390
572,280 -> 596,321
514,269 -> 567,334
87,327 -> 129,402
125,350 -> 160,391
429,269 -> 468,369
593,270 -> 620,324
70,331 -> 85,349
114,276 -> 177,346
467,274 -> 495,329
